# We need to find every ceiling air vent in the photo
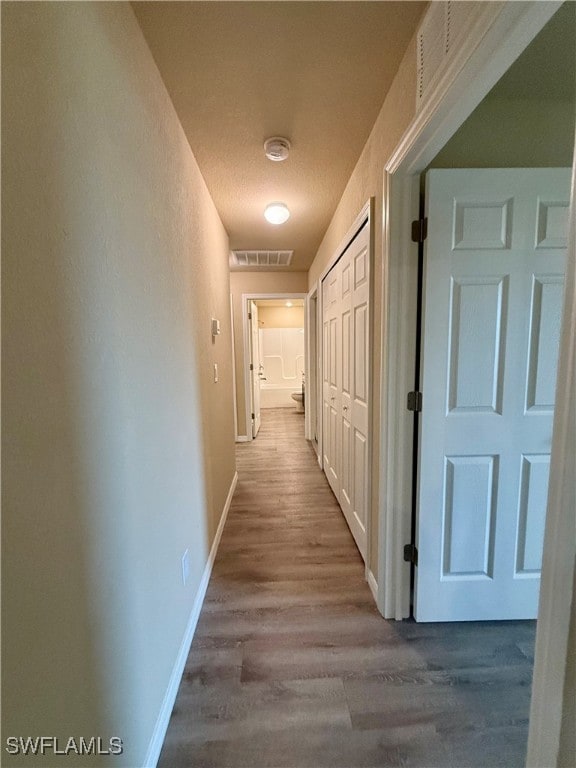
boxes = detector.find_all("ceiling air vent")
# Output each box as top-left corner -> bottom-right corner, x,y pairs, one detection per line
230,250 -> 293,268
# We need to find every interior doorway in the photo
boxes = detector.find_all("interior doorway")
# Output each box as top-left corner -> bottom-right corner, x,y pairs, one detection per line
380,0 -> 575,620
241,293 -> 307,440
380,3 -> 574,764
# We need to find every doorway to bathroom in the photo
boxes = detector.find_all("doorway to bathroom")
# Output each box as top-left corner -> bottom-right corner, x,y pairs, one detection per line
241,293 -> 307,439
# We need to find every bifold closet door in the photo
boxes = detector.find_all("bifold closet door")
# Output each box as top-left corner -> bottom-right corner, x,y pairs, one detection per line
322,265 -> 340,499
343,224 -> 369,560
322,222 -> 370,562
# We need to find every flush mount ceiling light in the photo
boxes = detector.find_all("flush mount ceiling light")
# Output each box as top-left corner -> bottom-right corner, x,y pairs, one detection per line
264,136 -> 291,162
264,202 -> 290,225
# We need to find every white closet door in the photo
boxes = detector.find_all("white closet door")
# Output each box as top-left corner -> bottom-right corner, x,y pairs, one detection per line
340,247 -> 353,522
416,168 -> 570,622
343,224 -> 369,560
322,221 -> 370,562
322,266 -> 340,498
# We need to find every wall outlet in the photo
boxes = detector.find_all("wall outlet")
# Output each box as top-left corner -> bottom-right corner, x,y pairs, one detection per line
181,549 -> 190,586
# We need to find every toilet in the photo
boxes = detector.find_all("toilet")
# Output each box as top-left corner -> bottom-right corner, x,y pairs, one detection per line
291,392 -> 304,412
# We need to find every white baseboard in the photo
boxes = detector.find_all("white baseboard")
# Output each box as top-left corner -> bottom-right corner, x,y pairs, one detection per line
144,470 -> 238,768
366,569 -> 378,605
235,435 -> 250,442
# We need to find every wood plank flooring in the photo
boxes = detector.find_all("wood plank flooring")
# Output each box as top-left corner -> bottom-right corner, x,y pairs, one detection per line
158,408 -> 535,768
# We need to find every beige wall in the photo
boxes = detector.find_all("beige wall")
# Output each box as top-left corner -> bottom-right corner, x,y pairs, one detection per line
307,28 -> 420,288
2,3 -> 235,766
431,98 -> 575,168
307,29 -> 421,573
230,271 -> 308,436
258,305 -> 305,328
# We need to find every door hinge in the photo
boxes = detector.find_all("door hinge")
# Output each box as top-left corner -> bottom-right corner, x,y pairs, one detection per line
250,363 -> 253,371
251,412 -> 255,420
248,312 -> 252,320
407,391 -> 422,412
411,218 -> 428,243
404,543 -> 418,566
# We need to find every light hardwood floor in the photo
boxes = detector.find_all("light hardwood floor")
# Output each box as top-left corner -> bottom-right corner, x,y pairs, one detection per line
158,408 -> 535,768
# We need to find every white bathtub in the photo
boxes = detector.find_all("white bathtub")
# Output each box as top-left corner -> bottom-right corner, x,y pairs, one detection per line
260,385 -> 300,409
259,328 -> 304,409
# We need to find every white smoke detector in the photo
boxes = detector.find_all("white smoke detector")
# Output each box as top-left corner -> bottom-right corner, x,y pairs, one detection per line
264,136 -> 291,162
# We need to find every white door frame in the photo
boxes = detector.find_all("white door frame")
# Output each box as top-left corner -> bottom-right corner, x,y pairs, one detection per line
241,292 -> 307,442
377,1 -> 573,764
304,286 -> 319,449
527,155 -> 576,768
230,293 -> 238,440
377,0 -> 564,619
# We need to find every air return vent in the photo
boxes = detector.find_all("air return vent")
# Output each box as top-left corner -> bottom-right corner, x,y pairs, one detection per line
230,250 -> 293,268
416,1 -> 485,109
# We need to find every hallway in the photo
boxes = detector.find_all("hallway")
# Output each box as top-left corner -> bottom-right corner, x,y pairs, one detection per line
159,409 -> 535,768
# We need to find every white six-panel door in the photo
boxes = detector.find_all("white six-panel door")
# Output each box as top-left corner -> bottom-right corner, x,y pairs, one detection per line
415,168 -> 570,622
322,222 -> 370,561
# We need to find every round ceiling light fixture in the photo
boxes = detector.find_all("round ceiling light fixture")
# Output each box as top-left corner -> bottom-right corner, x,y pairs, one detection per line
264,136 -> 291,162
264,202 -> 290,225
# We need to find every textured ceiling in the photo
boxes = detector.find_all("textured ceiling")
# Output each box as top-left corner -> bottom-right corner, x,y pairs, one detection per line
132,1 -> 426,271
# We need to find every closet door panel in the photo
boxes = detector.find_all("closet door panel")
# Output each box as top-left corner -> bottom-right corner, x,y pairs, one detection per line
321,219 -> 370,563
322,265 -> 340,498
